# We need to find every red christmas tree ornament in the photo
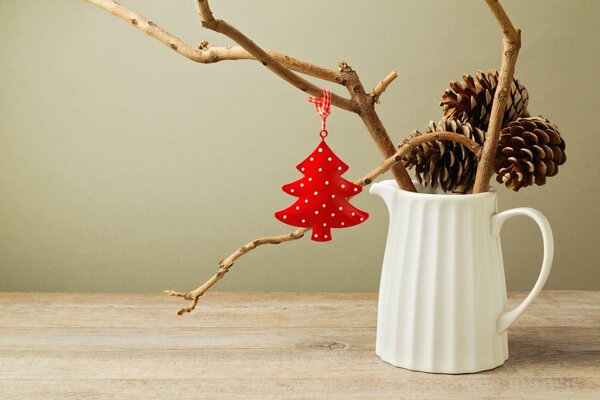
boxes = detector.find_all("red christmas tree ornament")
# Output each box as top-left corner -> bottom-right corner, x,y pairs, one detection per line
275,88 -> 369,242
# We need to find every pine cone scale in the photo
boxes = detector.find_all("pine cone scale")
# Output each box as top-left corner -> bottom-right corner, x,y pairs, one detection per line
520,147 -> 534,160
531,144 -> 546,158
522,130 -> 539,144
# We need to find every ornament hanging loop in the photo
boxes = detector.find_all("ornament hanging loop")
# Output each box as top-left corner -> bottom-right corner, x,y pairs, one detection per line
308,88 -> 332,136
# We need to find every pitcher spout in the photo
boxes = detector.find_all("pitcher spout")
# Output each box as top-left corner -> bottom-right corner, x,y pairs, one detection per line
369,181 -> 397,213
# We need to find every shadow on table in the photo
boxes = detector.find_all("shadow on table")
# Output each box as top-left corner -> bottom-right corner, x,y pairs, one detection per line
506,326 -> 600,368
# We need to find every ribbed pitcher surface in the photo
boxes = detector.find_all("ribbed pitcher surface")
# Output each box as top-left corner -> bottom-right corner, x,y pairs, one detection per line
370,180 -> 508,373
371,179 -> 554,373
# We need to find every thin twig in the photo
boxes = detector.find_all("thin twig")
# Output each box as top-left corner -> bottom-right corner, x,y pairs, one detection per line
83,0 -> 343,84
370,70 -> 398,103
473,0 -> 521,193
165,228 -> 308,315
166,131 -> 481,314
359,131 -> 482,186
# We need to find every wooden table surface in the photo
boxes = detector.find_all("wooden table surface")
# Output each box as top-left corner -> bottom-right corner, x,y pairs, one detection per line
0,291 -> 598,399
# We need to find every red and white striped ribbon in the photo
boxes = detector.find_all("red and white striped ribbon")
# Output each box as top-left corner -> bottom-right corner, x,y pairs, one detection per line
308,88 -> 331,133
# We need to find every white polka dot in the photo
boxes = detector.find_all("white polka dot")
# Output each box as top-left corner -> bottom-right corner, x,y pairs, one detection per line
360,217 -> 364,221
300,183 -> 304,187
331,194 -> 335,198
315,210 -> 319,215
296,206 -> 300,210
318,168 -> 322,172
318,148 -> 323,152
341,222 -> 345,226
310,157 -> 314,161
351,212 -> 355,216
354,188 -> 358,192
322,204 -> 326,208
323,223 -> 327,227
324,235 -> 328,238
341,184 -> 345,188
305,199 -> 308,203
314,234 -> 319,238
308,177 -> 312,181
302,219 -> 306,223
314,191 -> 318,195
283,215 -> 287,219
325,181 -> 329,185
331,213 -> 335,217
338,166 -> 342,170
301,167 -> 305,171
339,206 -> 343,210
328,157 -> 332,161
290,189 -> 294,193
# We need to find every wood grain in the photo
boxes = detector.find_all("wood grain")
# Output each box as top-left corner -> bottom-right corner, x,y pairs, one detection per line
0,291 -> 598,399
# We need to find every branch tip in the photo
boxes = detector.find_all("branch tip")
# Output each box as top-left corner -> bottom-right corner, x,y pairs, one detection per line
371,70 -> 399,102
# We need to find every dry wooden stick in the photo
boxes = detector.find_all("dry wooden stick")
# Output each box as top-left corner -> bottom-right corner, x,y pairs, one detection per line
165,228 -> 308,315
473,0 -> 521,193
84,0 -> 342,84
360,132 -> 482,186
166,131 -> 481,315
370,70 -> 398,103
339,62 -> 417,192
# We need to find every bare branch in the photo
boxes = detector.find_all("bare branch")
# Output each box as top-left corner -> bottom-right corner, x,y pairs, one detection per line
83,0 -> 343,83
166,131 -> 480,315
165,228 -> 308,315
370,70 -> 398,103
193,0 -> 356,112
473,0 -> 521,193
339,62 -> 417,192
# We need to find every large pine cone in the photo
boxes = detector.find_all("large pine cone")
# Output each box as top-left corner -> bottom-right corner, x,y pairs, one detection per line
494,116 -> 566,191
441,70 -> 529,130
403,118 -> 485,193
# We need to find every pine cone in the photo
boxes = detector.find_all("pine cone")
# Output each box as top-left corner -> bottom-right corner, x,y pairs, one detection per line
440,70 -> 529,130
494,116 -> 566,191
403,118 -> 485,193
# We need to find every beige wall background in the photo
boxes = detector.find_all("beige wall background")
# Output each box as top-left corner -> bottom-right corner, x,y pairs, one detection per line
1,0 -> 598,292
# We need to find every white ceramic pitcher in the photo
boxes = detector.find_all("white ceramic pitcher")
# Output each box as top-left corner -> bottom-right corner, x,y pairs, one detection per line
369,180 -> 553,374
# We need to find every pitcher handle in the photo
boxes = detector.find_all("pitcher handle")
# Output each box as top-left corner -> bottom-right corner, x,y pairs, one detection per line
492,207 -> 554,334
